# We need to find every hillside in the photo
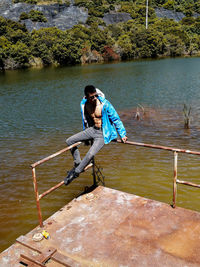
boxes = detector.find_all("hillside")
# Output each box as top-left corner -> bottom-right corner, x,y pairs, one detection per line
0,0 -> 200,70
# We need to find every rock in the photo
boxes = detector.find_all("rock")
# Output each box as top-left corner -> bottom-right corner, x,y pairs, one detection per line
0,1 -> 199,32
155,7 -> 185,22
0,1 -> 88,31
103,12 -> 132,26
0,0 -> 13,13
102,46 -> 120,61
155,7 -> 200,21
112,43 -> 122,56
3,58 -> 22,69
52,6 -> 88,30
193,12 -> 200,18
81,47 -> 103,64
29,57 -> 43,67
23,19 -> 51,31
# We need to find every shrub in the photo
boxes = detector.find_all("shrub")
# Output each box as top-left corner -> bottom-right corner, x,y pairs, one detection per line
88,7 -> 105,17
13,0 -> 37,4
118,34 -> 136,59
191,21 -> 200,35
164,34 -> 185,56
90,27 -> 114,52
5,28 -> 31,46
52,39 -> 82,65
181,17 -> 195,26
162,0 -> 175,10
86,16 -> 106,26
74,0 -> 89,7
28,10 -> 48,22
65,0 -> 70,7
108,24 -> 124,40
31,42 -> 52,64
19,12 -> 29,21
5,42 -> 31,66
0,47 -> 5,68
1,1 -> 200,70
19,10 -> 48,23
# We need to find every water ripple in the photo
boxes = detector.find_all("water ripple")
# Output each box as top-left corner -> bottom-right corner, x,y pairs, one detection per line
1,58 -> 200,252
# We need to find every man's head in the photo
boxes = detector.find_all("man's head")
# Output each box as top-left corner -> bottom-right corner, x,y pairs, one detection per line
84,85 -> 98,104
84,85 -> 96,97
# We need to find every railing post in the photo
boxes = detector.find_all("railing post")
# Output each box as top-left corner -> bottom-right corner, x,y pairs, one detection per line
32,167 -> 43,227
173,151 -> 178,208
92,157 -> 97,187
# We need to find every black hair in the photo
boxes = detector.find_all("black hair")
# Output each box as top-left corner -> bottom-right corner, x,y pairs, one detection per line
84,85 -> 96,97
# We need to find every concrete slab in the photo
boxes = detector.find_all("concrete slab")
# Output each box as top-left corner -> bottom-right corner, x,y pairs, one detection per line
1,186 -> 200,266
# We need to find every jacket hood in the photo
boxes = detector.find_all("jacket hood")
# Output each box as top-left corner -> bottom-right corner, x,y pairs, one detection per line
96,88 -> 105,99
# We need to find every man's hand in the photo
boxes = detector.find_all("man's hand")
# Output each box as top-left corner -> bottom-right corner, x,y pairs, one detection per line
121,136 -> 127,143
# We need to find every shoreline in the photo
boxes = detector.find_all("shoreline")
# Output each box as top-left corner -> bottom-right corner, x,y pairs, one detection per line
1,53 -> 200,72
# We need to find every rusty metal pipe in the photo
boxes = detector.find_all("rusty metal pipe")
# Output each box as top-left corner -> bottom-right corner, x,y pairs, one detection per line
31,142 -> 82,168
39,181 -> 64,200
32,167 -> 43,227
177,179 -> 200,188
117,140 -> 200,155
31,138 -> 200,225
39,163 -> 93,200
173,152 -> 178,208
92,157 -> 97,187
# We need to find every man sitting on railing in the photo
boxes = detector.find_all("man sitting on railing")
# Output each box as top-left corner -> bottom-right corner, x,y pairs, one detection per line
64,85 -> 127,185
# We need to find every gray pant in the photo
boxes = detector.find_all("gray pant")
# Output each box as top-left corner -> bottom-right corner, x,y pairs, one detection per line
66,127 -> 104,174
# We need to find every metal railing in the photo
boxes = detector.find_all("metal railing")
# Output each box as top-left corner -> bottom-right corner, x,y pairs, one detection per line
117,140 -> 200,208
31,139 -> 200,227
31,142 -> 94,227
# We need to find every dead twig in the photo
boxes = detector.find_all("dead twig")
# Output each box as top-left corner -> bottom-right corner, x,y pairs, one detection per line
183,104 -> 191,129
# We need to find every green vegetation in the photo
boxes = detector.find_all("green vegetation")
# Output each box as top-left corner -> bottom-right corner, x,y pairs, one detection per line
13,0 -> 37,4
20,10 -> 47,22
11,0 -> 200,16
73,0 -> 200,17
13,0 -> 70,5
0,0 -> 200,69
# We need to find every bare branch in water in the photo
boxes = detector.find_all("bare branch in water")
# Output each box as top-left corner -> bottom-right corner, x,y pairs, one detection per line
183,104 -> 191,129
134,104 -> 145,121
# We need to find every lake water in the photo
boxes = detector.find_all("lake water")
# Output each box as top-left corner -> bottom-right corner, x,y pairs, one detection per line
1,57 -> 200,252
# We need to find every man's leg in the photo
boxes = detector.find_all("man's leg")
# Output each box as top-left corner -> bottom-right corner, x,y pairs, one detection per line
66,127 -> 94,167
65,128 -> 104,184
75,133 -> 104,174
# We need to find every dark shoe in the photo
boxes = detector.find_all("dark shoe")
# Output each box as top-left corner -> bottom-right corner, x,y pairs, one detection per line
74,162 -> 80,168
64,168 -> 79,186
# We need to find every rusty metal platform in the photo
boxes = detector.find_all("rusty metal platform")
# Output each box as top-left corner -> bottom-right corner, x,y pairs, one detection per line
1,186 -> 200,266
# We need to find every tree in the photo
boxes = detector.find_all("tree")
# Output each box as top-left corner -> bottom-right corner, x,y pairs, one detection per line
0,47 -> 5,68
5,29 -> 30,45
118,34 -> 136,59
6,42 -> 30,66
164,34 -> 185,56
52,39 -> 82,65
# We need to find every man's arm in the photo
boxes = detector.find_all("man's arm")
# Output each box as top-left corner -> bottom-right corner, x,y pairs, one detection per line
106,101 -> 127,142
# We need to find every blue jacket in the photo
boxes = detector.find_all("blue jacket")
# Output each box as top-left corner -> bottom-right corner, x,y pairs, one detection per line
80,94 -> 126,144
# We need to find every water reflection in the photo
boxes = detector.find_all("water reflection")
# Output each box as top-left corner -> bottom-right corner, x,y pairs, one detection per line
0,57 -> 200,252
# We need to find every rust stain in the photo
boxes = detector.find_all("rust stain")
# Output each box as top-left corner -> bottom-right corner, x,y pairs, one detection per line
1,187 -> 200,266
158,221 -> 200,263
